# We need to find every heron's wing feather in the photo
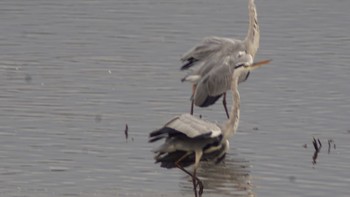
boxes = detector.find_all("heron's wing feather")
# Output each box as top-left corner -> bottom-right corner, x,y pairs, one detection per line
165,114 -> 221,138
181,37 -> 243,71
181,37 -> 228,61
204,59 -> 234,96
193,56 -> 234,106
150,114 -> 221,140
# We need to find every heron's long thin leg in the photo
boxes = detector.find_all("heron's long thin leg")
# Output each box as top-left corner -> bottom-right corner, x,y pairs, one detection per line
175,152 -> 203,197
192,151 -> 203,197
222,92 -> 229,119
190,84 -> 197,115
175,163 -> 203,194
175,152 -> 191,166
175,153 -> 196,180
191,99 -> 194,115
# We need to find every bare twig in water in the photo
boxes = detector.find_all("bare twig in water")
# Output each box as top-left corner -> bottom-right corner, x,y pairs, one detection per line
328,139 -> 332,154
327,139 -> 336,154
124,124 -> 129,141
312,137 -> 321,165
318,139 -> 322,148
312,138 -> 320,152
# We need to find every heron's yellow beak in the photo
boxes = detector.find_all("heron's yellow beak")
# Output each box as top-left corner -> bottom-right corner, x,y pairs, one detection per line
248,59 -> 272,70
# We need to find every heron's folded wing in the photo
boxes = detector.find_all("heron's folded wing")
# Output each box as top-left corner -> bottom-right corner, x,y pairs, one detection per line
167,114 -> 221,138
193,57 -> 233,106
206,60 -> 235,96
150,114 -> 221,141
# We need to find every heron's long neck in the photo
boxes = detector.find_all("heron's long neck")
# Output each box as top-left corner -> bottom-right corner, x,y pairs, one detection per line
243,0 -> 260,58
223,78 -> 240,140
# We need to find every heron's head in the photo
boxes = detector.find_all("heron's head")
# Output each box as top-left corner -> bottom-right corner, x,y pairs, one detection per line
233,55 -> 271,79
233,51 -> 252,83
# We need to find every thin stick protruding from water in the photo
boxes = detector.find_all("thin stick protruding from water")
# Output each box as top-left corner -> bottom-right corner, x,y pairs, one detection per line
327,139 -> 336,154
312,137 -> 321,165
125,124 -> 129,141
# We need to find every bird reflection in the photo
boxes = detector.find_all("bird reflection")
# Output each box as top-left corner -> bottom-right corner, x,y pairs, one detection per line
179,152 -> 255,197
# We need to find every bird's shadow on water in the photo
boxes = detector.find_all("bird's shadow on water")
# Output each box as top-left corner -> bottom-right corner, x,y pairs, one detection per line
179,152 -> 255,197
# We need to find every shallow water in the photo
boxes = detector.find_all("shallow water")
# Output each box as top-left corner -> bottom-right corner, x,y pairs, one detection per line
0,0 -> 350,196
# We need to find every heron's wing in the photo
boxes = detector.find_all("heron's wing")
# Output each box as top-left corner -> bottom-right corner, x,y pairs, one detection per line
181,57 -> 221,83
181,37 -> 228,62
193,56 -> 234,107
149,113 -> 221,141
204,58 -> 235,96
181,37 -> 243,70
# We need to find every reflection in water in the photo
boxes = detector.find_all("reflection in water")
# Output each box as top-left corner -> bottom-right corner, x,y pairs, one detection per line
179,152 -> 254,197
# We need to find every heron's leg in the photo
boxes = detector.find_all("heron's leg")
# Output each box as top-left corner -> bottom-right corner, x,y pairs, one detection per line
190,84 -> 197,115
175,164 -> 200,197
193,151 -> 203,197
175,152 -> 203,197
222,92 -> 230,119
175,164 -> 203,196
191,99 -> 194,115
175,153 -> 194,178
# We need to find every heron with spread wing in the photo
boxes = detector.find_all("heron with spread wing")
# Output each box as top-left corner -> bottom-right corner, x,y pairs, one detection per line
150,53 -> 270,197
181,0 -> 260,118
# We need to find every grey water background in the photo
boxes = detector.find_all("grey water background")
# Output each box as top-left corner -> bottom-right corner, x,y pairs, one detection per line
0,0 -> 350,196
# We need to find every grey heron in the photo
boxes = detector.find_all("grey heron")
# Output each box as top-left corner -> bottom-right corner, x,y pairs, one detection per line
150,54 -> 270,197
181,0 -> 260,118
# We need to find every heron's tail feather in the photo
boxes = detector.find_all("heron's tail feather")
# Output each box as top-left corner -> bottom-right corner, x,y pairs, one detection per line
181,74 -> 201,83
148,136 -> 164,143
180,57 -> 197,70
149,127 -> 186,143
